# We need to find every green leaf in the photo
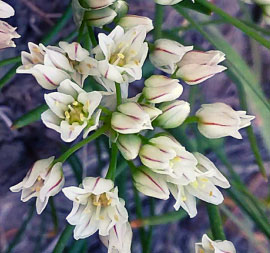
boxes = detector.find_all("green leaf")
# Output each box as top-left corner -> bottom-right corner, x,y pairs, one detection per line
53,225 -> 74,253
176,0 -> 211,15
12,104 -> 48,129
195,0 -> 270,49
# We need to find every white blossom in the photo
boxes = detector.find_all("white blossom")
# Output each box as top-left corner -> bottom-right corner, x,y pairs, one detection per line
62,177 -> 129,240
10,156 -> 64,214
196,103 -> 255,139
41,79 -> 102,142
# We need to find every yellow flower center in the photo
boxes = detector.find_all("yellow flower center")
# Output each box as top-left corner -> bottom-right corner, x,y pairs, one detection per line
109,52 -> 127,67
169,156 -> 181,168
64,101 -> 88,125
91,193 -> 112,207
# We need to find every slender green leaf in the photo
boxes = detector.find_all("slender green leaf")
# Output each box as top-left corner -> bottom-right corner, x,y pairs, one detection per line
0,56 -> 20,67
12,104 -> 48,129
49,198 -> 59,233
195,0 -> 270,49
67,153 -> 83,184
0,64 -> 20,90
53,225 -> 74,253
176,0 -> 211,15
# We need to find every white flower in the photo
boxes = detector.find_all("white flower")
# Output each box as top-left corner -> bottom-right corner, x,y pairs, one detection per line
118,15 -> 154,33
0,0 -> 15,18
150,39 -> 193,74
139,135 -> 198,183
93,25 -> 148,96
116,134 -> 142,160
62,177 -> 129,240
100,222 -> 132,253
141,104 -> 162,121
10,156 -> 64,214
195,234 -> 236,253
132,166 -> 170,200
0,21 -> 20,49
17,42 -> 99,89
143,75 -> 183,103
41,79 -> 102,142
156,100 -> 190,129
169,152 -> 230,217
111,102 -> 153,134
196,103 -> 255,139
176,50 -> 227,85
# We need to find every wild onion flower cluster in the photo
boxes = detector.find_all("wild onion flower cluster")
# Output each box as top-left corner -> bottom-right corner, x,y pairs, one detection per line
9,1 -> 255,252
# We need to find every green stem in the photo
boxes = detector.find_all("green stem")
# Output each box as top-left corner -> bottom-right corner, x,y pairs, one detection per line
87,26 -> 98,47
195,0 -> 270,49
55,125 -> 109,163
77,21 -> 85,43
49,198 -> 59,232
41,4 -> 73,45
115,82 -> 122,106
0,56 -> 21,67
206,204 -> 226,240
105,143 -> 118,181
154,4 -> 164,40
183,115 -> 199,124
53,224 -> 74,253
235,82 -> 267,180
0,64 -> 20,90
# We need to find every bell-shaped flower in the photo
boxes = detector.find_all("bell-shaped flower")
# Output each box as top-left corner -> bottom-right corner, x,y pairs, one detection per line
169,152 -> 230,217
176,50 -> 227,85
118,15 -> 154,33
41,79 -> 102,142
0,21 -> 20,49
150,39 -> 193,74
85,7 -> 117,27
132,166 -> 170,200
195,234 -> 236,253
143,75 -> 183,103
92,25 -> 148,93
62,177 -> 129,240
116,134 -> 142,160
196,103 -> 255,139
111,102 -> 153,134
156,100 -> 190,129
139,135 -> 198,184
100,222 -> 132,253
0,0 -> 15,18
10,156 -> 64,214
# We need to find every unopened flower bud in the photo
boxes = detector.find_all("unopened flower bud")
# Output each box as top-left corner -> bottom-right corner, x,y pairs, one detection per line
112,0 -> 129,19
156,100 -> 190,129
150,39 -> 193,74
196,103 -> 255,139
85,7 -> 117,27
111,102 -> 153,134
84,0 -> 115,9
133,166 -> 170,200
176,50 -> 227,85
143,75 -> 183,103
155,0 -> 194,5
117,134 -> 142,160
118,15 -> 153,32
141,104 -> 162,121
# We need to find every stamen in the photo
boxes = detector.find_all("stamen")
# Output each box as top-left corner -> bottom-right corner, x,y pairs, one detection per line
65,111 -> 70,119
72,101 -> 79,106
117,53 -> 125,59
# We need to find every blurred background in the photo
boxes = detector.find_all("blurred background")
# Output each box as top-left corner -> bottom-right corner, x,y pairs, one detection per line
0,0 -> 269,252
